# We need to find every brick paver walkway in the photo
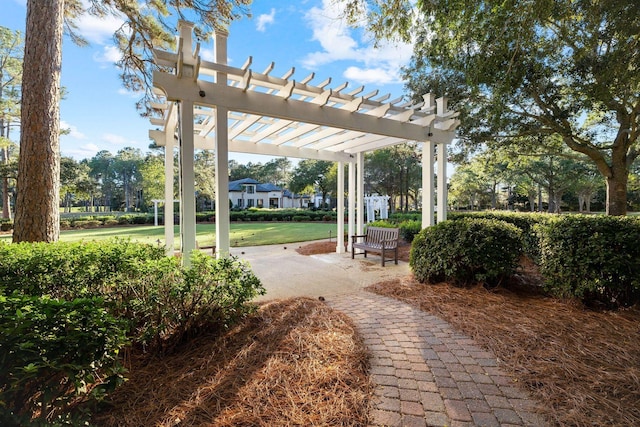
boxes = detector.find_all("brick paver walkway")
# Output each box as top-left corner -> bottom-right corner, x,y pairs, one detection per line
328,292 -> 548,427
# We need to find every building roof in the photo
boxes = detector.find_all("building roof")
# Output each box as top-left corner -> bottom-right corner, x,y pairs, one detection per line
228,178 -> 285,193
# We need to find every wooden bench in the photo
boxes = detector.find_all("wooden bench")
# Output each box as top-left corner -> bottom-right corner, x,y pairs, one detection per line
351,226 -> 400,266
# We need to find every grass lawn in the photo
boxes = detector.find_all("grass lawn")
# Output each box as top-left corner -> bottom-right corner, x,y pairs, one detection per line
0,222 -> 344,248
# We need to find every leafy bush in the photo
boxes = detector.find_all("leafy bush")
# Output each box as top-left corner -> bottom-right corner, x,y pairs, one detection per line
365,220 -> 397,229
112,252 -> 265,351
0,240 -> 165,298
399,220 -> 422,243
0,240 -> 265,422
72,219 -> 101,229
538,215 -> 640,308
293,215 -> 311,222
0,296 -> 128,426
103,219 -> 119,227
410,218 -> 523,287
389,212 -> 421,222
0,221 -> 13,232
449,211 -> 549,260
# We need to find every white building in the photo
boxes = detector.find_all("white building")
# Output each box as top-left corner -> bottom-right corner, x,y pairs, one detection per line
229,178 -> 308,209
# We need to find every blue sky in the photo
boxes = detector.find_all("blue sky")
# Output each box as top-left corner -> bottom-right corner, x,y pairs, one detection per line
2,0 -> 413,163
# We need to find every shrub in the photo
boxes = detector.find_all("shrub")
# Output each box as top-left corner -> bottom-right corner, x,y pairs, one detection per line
0,295 -> 128,426
399,220 -> 422,243
72,219 -> 101,229
537,215 -> 640,308
0,240 -> 165,298
0,241 -> 265,422
389,212 -> 421,222
293,215 -> 311,222
113,252 -> 264,351
449,211 -> 549,260
410,218 -> 523,287
103,219 -> 120,227
366,220 -> 396,229
0,222 -> 13,232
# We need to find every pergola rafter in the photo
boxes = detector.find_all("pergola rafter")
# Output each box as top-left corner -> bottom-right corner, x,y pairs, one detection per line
149,21 -> 460,263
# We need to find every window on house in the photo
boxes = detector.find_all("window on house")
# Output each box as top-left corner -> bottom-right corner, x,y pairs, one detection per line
257,199 -> 264,208
237,199 -> 243,208
247,199 -> 255,208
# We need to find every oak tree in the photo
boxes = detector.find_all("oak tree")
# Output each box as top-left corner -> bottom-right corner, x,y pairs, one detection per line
342,0 -> 640,215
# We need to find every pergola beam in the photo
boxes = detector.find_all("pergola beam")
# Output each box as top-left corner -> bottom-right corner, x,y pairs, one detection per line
153,72 -> 440,143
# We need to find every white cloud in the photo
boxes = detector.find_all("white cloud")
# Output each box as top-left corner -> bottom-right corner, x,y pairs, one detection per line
343,66 -> 397,85
93,45 -> 122,65
60,121 -> 86,140
301,0 -> 412,86
256,8 -> 276,32
75,12 -> 124,45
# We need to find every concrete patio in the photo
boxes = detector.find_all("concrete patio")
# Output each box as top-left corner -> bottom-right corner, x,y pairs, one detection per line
230,240 -> 410,301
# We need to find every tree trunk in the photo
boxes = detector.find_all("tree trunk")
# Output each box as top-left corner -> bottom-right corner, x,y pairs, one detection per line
605,169 -> 628,216
13,0 -> 63,242
1,147 -> 10,220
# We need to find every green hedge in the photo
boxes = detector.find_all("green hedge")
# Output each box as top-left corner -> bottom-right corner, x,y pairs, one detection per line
449,211 -> 549,259
388,212 -> 421,222
0,240 -> 265,424
399,220 -> 422,243
0,296 -> 128,426
0,240 -> 165,299
410,218 -> 523,287
538,215 -> 640,308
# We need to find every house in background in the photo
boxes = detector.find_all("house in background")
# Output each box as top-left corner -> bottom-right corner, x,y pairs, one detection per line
229,178 -> 310,209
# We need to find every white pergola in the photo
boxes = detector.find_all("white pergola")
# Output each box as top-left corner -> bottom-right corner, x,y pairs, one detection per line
150,21 -> 460,263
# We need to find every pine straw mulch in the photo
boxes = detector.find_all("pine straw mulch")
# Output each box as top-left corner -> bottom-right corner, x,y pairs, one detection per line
93,298 -> 371,427
367,278 -> 640,427
299,239 -> 640,426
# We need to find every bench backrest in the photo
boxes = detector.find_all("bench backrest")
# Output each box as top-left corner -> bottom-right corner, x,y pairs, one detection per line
365,227 -> 399,245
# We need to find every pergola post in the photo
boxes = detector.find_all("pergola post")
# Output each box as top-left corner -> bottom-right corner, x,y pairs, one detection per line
347,161 -> 356,252
422,141 -> 435,227
179,100 -> 196,264
150,128 -> 176,255
215,107 -> 230,256
336,161 -> 345,253
356,152 -> 364,239
164,135 -> 175,255
437,143 -> 448,222
214,30 -> 230,257
436,97 -> 449,222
